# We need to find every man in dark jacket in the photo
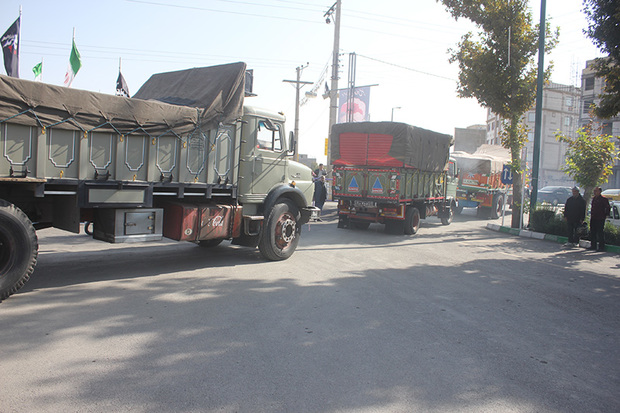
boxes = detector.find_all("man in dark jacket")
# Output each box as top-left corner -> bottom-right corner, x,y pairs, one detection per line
588,187 -> 611,251
563,187 -> 586,247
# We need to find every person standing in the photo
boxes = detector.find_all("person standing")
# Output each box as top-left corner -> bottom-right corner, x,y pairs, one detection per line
588,187 -> 611,251
563,187 -> 586,247
313,175 -> 327,212
313,163 -> 327,180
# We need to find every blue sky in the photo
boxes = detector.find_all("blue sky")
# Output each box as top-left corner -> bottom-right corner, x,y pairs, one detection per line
2,0 -> 601,162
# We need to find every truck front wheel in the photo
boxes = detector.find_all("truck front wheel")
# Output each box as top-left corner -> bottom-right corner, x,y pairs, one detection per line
440,201 -> 455,225
0,200 -> 38,301
490,195 -> 504,219
259,199 -> 300,261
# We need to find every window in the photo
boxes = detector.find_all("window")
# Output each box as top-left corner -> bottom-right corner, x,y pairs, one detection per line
583,99 -> 594,114
564,116 -> 571,127
565,97 -> 573,108
528,112 -> 535,122
584,77 -> 595,91
602,123 -> 612,135
256,119 -> 283,152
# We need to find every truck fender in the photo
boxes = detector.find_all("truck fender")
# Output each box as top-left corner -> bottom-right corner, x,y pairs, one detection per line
262,184 -> 312,225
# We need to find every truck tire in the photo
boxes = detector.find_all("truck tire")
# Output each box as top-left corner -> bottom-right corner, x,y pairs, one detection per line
440,202 -> 455,225
404,206 -> 420,235
490,195 -> 504,219
259,199 -> 300,261
84,221 -> 93,236
0,200 -> 38,301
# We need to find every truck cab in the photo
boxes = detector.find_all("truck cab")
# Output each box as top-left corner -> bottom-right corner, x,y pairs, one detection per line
237,106 -> 313,210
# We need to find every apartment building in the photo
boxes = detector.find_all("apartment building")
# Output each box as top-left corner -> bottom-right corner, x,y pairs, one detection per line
486,82 -> 582,187
580,59 -> 620,189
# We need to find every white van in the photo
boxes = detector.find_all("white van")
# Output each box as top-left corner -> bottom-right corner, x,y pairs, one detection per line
607,201 -> 620,227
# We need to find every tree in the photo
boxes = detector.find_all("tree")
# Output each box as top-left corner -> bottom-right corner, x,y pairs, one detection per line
583,0 -> 620,119
556,123 -> 619,203
437,0 -> 558,228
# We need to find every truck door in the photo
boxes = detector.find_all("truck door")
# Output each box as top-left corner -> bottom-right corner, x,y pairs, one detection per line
246,118 -> 287,196
446,159 -> 458,198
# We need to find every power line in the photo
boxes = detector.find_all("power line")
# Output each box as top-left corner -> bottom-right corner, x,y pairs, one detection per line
357,54 -> 457,82
126,0 -> 322,24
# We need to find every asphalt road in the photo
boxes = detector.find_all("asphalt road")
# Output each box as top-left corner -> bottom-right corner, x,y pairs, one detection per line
1,202 -> 619,412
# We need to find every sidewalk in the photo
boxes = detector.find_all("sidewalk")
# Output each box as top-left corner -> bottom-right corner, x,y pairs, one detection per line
486,223 -> 620,254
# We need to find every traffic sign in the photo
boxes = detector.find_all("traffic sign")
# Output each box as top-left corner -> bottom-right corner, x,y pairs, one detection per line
501,164 -> 513,185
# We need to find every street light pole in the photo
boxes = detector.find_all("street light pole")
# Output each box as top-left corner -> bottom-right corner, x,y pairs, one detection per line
391,106 -> 401,121
283,65 -> 313,162
529,0 -> 546,212
325,0 -> 341,167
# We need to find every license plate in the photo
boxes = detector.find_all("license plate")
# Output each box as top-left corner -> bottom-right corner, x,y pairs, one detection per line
353,201 -> 377,208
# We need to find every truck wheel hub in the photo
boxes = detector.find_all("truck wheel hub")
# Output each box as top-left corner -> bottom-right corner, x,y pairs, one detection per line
278,216 -> 296,244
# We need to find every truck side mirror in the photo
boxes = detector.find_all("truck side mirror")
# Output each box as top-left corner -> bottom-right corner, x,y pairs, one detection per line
288,131 -> 296,155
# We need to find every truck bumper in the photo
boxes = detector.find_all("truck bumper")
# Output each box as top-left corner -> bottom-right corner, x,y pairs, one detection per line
300,206 -> 321,225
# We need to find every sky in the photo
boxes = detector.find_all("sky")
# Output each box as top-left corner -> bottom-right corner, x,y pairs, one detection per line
1,0 -> 602,163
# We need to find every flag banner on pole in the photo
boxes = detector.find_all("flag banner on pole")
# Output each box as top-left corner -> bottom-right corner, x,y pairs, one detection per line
64,39 -> 82,87
1,17 -> 20,78
32,62 -> 42,81
115,71 -> 130,97
337,86 -> 370,123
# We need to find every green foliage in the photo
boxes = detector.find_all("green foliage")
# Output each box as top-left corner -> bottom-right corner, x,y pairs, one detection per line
556,124 -> 620,201
583,0 -> 620,118
437,0 -> 559,229
529,207 -> 563,235
529,207 -> 620,246
603,221 -> 620,246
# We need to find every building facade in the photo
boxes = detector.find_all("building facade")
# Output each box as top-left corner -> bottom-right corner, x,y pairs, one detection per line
454,125 -> 486,153
485,82 -> 582,188
580,60 -> 620,189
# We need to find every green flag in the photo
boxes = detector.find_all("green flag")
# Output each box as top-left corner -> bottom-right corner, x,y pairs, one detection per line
32,61 -> 42,81
64,39 -> 81,87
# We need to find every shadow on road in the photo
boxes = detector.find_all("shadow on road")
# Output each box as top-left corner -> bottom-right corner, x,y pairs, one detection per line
2,229 -> 618,412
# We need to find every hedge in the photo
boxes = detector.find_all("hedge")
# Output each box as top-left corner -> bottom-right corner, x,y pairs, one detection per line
529,207 -> 620,246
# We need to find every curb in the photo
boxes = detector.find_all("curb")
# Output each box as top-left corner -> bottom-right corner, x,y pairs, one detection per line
486,223 -> 620,254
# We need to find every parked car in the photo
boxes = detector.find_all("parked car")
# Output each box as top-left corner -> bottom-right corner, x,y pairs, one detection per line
602,188 -> 620,201
607,201 -> 620,228
537,186 -> 573,206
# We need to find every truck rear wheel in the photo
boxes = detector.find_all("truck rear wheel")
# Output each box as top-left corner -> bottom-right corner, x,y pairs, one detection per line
259,199 -> 300,261
404,206 -> 420,235
0,200 -> 38,301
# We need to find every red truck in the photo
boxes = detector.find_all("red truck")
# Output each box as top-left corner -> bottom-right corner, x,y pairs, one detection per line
330,122 -> 456,234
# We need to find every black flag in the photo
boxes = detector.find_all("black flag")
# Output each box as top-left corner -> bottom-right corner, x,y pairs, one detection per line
1,17 -> 20,78
116,71 -> 130,97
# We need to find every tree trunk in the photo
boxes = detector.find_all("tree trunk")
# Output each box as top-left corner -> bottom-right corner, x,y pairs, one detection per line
506,116 -> 524,229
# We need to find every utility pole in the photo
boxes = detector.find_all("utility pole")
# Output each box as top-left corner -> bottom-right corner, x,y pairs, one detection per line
283,64 -> 312,161
325,0 -> 341,167
530,0 -> 546,211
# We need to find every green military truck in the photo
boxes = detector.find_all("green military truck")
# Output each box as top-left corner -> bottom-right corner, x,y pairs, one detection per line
331,121 -> 456,234
0,62 -> 318,301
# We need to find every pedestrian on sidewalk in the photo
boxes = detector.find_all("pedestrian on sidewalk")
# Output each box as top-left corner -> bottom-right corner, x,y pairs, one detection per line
588,187 -> 611,251
563,187 -> 586,247
313,175 -> 327,212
